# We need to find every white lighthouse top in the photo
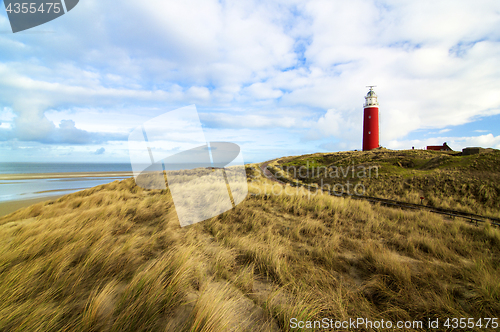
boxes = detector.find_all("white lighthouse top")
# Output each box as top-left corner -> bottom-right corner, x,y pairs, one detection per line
364,86 -> 379,108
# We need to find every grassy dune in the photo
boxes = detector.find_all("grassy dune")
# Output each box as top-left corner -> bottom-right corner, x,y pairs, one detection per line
271,148 -> 500,218
0,165 -> 499,331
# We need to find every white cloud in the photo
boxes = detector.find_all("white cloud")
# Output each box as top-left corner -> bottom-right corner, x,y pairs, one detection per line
0,108 -> 13,118
386,134 -> 500,151
244,83 -> 283,100
186,86 -> 211,101
313,109 -> 351,138
200,113 -> 300,129
0,0 -> 500,161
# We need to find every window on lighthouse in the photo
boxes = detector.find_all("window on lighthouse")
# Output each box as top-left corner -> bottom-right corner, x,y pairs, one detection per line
368,131 -> 371,134
368,116 -> 371,119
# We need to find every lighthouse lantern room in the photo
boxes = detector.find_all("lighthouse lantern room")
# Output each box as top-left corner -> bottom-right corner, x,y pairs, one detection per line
362,86 -> 380,151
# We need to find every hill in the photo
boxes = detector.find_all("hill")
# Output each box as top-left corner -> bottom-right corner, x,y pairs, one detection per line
0,160 -> 499,331
267,148 -> 500,219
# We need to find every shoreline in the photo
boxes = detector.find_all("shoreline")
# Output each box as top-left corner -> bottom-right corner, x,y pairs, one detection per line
0,171 -> 134,181
0,171 -> 135,218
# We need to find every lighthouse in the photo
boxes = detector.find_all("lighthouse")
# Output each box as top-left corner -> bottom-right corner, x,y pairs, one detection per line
362,86 -> 380,151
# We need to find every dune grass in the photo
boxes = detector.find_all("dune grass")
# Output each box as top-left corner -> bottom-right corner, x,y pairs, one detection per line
273,148 -> 500,218
0,166 -> 499,331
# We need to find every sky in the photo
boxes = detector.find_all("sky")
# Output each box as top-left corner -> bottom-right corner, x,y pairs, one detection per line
0,0 -> 499,164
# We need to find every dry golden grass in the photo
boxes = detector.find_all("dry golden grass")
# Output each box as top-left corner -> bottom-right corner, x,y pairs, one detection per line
0,167 -> 499,331
274,149 -> 500,218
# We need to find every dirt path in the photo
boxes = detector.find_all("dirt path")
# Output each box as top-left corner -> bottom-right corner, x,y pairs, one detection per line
259,160 -> 286,185
258,158 -> 499,227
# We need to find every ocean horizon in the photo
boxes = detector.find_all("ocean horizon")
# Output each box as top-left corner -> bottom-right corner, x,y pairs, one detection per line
0,162 -> 255,204
0,161 -> 256,175
0,163 -> 133,203
0,162 -> 133,175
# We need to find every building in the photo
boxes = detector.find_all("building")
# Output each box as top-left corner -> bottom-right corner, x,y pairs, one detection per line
362,86 -> 380,151
462,147 -> 482,155
427,142 -> 453,151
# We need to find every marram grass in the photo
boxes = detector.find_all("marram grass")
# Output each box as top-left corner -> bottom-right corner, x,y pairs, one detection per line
0,164 -> 499,331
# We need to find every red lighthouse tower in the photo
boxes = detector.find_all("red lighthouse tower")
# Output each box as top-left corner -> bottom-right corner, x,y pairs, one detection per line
362,86 -> 379,151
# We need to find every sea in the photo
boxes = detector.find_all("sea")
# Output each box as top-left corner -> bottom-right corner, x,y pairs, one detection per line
0,162 -> 134,175
0,163 -> 134,203
0,161 -> 255,203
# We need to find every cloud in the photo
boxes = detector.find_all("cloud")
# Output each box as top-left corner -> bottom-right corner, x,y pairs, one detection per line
319,141 -> 358,152
244,83 -> 284,100
2,111 -> 128,144
200,112 -> 302,129
0,128 -> 10,141
0,108 -> 15,122
307,108 -> 360,142
54,119 -> 92,144
386,133 -> 500,151
94,147 -> 105,155
0,0 -> 500,161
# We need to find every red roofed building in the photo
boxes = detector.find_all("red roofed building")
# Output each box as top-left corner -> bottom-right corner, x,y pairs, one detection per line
427,142 -> 453,151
